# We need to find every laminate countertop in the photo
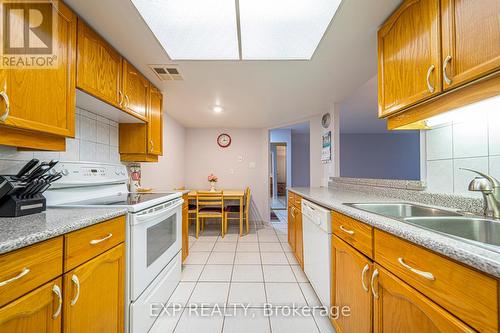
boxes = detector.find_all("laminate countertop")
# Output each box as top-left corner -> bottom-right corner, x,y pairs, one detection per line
289,186 -> 500,278
0,207 -> 128,255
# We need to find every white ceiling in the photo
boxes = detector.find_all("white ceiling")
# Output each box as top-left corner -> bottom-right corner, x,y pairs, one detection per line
65,0 -> 401,129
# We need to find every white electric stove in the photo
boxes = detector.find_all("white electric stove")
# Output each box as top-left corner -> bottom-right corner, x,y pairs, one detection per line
45,161 -> 183,333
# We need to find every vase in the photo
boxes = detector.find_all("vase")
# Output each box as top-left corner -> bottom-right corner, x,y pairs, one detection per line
210,181 -> 217,192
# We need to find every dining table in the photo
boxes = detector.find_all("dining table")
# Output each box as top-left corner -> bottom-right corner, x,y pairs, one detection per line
186,189 -> 247,235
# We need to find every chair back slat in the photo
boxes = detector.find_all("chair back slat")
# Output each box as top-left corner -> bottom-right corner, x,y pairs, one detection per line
196,191 -> 224,209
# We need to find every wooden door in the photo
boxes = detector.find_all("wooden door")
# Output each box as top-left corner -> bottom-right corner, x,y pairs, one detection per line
76,19 -> 122,108
122,60 -> 148,121
373,265 -> 474,333
378,0 -> 442,117
63,244 -> 125,333
0,278 -> 62,333
2,1 -> 76,137
288,206 -> 296,252
182,195 -> 189,262
295,208 -> 304,267
331,236 -> 372,333
148,84 -> 163,155
441,0 -> 500,90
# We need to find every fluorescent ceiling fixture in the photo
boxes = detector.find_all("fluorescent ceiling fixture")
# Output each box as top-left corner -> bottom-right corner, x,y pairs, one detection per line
131,0 -> 239,60
425,95 -> 499,128
239,0 -> 342,60
213,106 -> 223,113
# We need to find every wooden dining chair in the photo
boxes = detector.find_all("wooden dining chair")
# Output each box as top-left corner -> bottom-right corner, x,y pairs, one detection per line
196,191 -> 225,238
225,187 -> 251,236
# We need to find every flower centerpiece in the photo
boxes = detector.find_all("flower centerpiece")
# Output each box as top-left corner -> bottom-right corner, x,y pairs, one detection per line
208,173 -> 218,192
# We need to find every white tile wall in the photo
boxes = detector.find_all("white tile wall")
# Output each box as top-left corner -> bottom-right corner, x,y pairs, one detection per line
424,95 -> 500,195
0,108 -> 121,174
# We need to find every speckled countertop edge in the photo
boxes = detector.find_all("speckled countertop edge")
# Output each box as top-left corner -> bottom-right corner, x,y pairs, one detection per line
289,186 -> 500,278
0,208 -> 128,255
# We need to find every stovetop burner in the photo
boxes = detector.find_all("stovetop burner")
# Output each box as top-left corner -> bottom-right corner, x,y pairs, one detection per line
62,192 -> 177,206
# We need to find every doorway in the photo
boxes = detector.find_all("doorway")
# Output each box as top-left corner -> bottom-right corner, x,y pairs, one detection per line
270,143 -> 287,210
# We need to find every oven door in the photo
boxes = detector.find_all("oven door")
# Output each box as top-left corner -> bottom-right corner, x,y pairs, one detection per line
129,198 -> 182,300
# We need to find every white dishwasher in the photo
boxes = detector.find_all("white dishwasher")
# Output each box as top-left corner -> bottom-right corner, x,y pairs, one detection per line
301,199 -> 332,309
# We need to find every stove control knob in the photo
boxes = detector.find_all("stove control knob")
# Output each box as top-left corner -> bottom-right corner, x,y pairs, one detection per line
120,170 -> 126,176
61,169 -> 69,176
114,168 -> 121,176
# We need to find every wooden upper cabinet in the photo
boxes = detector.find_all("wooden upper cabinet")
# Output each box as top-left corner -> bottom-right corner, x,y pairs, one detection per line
0,278 -> 62,333
1,1 -> 76,137
378,0 -> 442,117
441,0 -> 500,90
122,60 -> 148,121
331,236 -> 373,333
63,244 -> 125,333
76,19 -> 122,109
148,84 -> 163,155
373,265 -> 474,333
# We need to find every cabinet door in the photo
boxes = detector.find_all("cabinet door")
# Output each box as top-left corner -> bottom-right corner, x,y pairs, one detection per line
441,0 -> 500,90
2,1 -> 76,137
295,209 -> 304,267
378,0 -> 442,117
122,60 -> 148,121
63,244 -> 124,333
288,206 -> 296,252
331,236 -> 372,333
76,19 -> 122,108
148,85 -> 163,155
373,265 -> 474,333
0,278 -> 62,333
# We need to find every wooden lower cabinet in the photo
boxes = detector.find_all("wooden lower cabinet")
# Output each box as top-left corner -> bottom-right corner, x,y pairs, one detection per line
287,191 -> 304,267
0,278 -> 62,333
63,244 -> 124,333
295,209 -> 303,267
373,265 -> 474,333
331,236 -> 372,333
288,204 -> 296,253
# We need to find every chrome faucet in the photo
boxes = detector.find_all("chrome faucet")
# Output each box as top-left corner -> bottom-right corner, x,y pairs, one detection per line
461,168 -> 500,219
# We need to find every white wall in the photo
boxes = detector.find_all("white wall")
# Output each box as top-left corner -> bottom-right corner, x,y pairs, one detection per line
141,113 -> 186,190
291,132 -> 310,187
423,96 -> 500,196
184,128 -> 268,222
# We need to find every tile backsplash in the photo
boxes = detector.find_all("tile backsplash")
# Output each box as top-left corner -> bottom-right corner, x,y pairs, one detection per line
425,97 -> 500,196
0,108 -> 120,174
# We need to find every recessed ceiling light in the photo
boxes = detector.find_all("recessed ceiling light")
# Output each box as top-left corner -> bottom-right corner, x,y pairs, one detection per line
213,106 -> 223,113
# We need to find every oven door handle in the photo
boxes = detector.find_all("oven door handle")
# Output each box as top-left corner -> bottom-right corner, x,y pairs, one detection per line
134,200 -> 183,224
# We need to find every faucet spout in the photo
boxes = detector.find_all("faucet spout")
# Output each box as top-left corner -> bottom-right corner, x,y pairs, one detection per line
461,168 -> 500,219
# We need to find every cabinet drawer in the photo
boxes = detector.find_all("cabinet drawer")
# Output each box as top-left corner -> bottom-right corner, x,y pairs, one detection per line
64,216 -> 125,272
332,211 -> 373,258
374,230 -> 498,333
0,237 -> 63,307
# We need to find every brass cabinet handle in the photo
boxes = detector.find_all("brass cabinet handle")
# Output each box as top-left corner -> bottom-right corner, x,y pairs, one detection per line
89,233 -> 113,245
70,274 -> 80,306
443,55 -> 452,85
125,94 -> 130,108
118,91 -> 124,107
150,139 -> 154,152
0,90 -> 10,122
52,284 -> 62,319
291,207 -> 296,218
371,269 -> 379,299
0,267 -> 30,287
398,257 -> 435,281
361,264 -> 370,292
426,64 -> 435,93
339,225 -> 355,235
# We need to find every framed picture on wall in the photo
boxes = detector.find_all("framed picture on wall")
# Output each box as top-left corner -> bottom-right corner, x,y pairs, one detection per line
322,131 -> 332,163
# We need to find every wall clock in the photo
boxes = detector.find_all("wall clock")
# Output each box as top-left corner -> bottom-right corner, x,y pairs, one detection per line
217,133 -> 231,148
321,113 -> 331,129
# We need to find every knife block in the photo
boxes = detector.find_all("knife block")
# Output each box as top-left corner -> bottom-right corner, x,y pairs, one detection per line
0,194 -> 46,217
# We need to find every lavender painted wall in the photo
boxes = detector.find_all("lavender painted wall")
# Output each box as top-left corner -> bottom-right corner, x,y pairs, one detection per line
340,133 -> 421,180
291,133 -> 310,187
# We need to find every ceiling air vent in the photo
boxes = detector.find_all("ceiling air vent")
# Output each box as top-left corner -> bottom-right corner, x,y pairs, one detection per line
149,65 -> 183,81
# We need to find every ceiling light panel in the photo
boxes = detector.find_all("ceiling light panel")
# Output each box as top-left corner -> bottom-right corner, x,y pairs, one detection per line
239,0 -> 342,60
131,0 -> 239,60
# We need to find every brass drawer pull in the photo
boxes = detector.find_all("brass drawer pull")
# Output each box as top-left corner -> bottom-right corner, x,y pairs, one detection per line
52,284 -> 62,319
443,55 -> 452,85
0,90 -> 10,122
361,264 -> 369,292
398,257 -> 435,281
70,274 -> 80,306
371,269 -> 379,299
339,225 -> 355,235
89,233 -> 113,245
426,64 -> 435,93
0,267 -> 30,287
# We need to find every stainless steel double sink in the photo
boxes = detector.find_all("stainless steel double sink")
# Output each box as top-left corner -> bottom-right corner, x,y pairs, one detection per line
344,202 -> 500,252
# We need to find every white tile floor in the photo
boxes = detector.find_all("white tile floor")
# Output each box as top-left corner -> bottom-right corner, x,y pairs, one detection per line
150,220 -> 336,333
